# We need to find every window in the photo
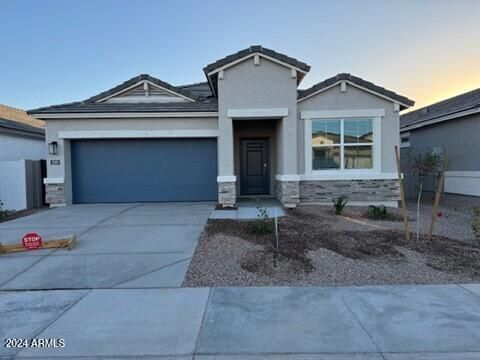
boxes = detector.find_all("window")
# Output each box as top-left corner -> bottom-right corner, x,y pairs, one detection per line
311,119 -> 341,169
400,132 -> 410,148
311,118 -> 374,171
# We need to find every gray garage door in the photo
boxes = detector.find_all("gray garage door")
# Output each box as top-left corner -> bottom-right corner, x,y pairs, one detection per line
71,138 -> 217,203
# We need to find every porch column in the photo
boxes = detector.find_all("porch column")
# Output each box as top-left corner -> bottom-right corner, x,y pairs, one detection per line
275,114 -> 300,207
217,116 -> 236,207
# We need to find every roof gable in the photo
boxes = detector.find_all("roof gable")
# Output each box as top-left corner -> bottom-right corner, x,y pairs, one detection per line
98,80 -> 194,104
203,45 -> 311,96
28,76 -> 217,116
298,73 -> 415,110
90,75 -> 197,104
204,45 -> 311,75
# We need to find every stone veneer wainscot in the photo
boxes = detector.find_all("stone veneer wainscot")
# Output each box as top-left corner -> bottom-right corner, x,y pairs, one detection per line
276,180 -> 300,208
218,181 -> 236,207
299,179 -> 400,204
45,183 -> 65,206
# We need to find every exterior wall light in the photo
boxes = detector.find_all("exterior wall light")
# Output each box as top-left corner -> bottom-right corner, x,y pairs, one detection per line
48,141 -> 58,155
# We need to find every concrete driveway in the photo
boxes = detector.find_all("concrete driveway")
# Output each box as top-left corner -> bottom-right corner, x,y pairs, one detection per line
0,202 -> 213,290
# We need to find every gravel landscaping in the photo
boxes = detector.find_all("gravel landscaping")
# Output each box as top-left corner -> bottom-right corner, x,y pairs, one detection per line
183,194 -> 480,287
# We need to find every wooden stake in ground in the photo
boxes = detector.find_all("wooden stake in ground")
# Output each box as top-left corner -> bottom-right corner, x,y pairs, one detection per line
0,234 -> 76,254
394,145 -> 410,241
428,152 -> 449,241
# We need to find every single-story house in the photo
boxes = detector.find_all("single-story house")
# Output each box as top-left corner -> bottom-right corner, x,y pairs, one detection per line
29,45 -> 414,208
400,88 -> 480,197
0,104 -> 46,209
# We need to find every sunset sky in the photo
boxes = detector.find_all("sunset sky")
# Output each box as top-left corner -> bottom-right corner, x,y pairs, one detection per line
1,0 -> 479,112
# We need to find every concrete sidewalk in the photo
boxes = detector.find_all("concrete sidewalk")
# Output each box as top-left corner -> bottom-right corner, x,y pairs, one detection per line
2,283 -> 480,359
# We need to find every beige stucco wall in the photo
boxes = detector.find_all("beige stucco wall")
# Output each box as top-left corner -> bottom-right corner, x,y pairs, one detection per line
297,84 -> 400,174
217,57 -> 298,176
45,116 -> 218,204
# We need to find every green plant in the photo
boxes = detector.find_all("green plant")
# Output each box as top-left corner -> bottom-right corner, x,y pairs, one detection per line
407,150 -> 443,241
472,207 -> 480,241
0,201 -> 15,220
248,206 -> 274,234
367,205 -> 388,220
409,151 -> 441,178
333,197 -> 348,215
0,200 -> 6,219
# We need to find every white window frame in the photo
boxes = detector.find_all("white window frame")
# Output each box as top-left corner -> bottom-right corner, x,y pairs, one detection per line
400,132 -> 410,148
302,109 -> 383,176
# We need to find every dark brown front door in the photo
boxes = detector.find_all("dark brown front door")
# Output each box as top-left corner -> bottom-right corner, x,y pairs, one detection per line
240,138 -> 269,195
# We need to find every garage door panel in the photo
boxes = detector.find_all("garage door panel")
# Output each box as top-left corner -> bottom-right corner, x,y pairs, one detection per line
71,139 -> 217,203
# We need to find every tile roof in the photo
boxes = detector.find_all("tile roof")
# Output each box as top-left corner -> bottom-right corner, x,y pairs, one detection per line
203,45 -> 311,74
298,73 -> 415,109
400,88 -> 480,130
27,53 -> 416,118
0,117 -> 45,136
0,104 -> 44,128
29,101 -> 218,114
84,74 -> 200,103
28,76 -> 217,115
178,81 -> 213,98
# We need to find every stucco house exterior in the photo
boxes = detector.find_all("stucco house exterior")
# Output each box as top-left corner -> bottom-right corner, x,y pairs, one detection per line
400,88 -> 480,197
0,104 -> 45,161
0,104 -> 46,210
29,46 -> 414,207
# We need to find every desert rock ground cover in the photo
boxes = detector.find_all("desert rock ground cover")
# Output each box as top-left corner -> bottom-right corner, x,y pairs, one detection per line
184,196 -> 480,287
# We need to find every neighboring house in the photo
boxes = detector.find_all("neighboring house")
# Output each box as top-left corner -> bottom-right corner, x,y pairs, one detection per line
400,88 -> 480,197
0,104 -> 46,210
0,104 -> 45,161
29,45 -> 414,208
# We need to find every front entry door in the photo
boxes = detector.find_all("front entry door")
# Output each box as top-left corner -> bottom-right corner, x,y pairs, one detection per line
240,138 -> 269,195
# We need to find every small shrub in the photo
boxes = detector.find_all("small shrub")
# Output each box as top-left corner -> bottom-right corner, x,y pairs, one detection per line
0,201 -> 15,220
472,207 -> 480,240
333,197 -> 348,215
0,200 -> 7,219
249,206 -> 274,234
249,219 -> 274,235
367,205 -> 388,220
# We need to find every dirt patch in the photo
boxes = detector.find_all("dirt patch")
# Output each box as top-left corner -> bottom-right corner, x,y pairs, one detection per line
341,207 -> 409,222
184,205 -> 480,287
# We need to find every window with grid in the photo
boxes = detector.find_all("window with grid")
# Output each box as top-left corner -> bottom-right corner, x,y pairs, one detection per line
311,118 -> 373,170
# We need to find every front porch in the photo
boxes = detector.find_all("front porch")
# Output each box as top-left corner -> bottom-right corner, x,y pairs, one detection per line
217,117 -> 299,208
234,120 -> 277,198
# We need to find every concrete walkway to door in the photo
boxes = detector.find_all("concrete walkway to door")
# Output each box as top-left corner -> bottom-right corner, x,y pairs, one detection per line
0,202 -> 214,290
2,284 -> 480,358
209,198 -> 286,219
